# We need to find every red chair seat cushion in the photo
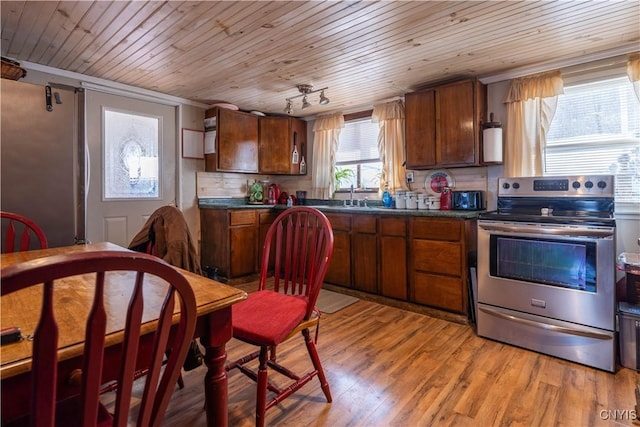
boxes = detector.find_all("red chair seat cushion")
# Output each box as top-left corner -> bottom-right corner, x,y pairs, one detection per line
232,290 -> 308,346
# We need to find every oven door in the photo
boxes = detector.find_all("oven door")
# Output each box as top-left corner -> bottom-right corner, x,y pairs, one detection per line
477,220 -> 616,331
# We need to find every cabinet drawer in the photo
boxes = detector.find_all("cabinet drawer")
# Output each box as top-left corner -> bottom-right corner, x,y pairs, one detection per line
412,217 -> 461,241
259,211 -> 279,225
413,271 -> 464,312
230,210 -> 257,226
412,240 -> 461,276
380,217 -> 406,236
325,213 -> 351,231
352,215 -> 376,233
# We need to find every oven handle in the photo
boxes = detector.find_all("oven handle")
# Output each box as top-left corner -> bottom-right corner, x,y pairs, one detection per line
478,223 -> 614,239
478,305 -> 613,340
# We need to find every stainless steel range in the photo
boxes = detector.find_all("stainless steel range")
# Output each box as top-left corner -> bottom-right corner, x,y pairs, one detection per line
477,175 -> 617,372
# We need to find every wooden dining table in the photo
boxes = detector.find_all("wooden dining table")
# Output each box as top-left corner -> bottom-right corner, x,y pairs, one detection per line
0,242 -> 247,426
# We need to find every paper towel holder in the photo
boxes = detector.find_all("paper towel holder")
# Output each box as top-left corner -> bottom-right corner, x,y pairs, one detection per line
482,112 -> 503,164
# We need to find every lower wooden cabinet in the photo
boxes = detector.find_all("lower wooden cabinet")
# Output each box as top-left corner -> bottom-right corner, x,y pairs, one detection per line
201,209 -> 258,280
379,217 -> 408,300
200,207 -> 475,315
324,213 -> 409,300
352,215 -> 377,293
258,211 -> 279,272
324,213 -> 351,287
323,212 -> 475,315
409,217 -> 476,314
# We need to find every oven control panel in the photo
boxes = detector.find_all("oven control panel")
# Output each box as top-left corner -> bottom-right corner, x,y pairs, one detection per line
498,175 -> 614,197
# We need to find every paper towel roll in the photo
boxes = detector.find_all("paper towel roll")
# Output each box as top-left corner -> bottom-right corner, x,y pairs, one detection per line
483,127 -> 502,163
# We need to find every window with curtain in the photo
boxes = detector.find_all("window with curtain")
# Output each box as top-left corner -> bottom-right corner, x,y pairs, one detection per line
335,118 -> 382,191
546,75 -> 640,203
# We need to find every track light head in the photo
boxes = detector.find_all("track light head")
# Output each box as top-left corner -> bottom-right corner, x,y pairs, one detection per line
284,100 -> 293,114
301,95 -> 311,109
319,90 -> 330,105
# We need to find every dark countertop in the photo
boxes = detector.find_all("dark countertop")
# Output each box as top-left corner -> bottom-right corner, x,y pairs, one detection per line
198,198 -> 482,219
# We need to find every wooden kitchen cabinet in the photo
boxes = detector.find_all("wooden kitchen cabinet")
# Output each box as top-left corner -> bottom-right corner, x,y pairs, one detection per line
204,107 -> 259,173
259,116 -> 307,175
258,210 -> 280,271
352,215 -> 378,293
405,78 -> 486,169
409,217 -> 476,314
200,209 -> 258,280
379,217 -> 408,300
324,213 -> 351,287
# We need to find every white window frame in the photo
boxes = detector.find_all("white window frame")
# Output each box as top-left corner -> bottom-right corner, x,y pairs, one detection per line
545,73 -> 639,212
335,116 -> 382,192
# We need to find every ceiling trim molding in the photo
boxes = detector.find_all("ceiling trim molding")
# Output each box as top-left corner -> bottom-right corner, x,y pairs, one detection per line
21,61 -> 209,108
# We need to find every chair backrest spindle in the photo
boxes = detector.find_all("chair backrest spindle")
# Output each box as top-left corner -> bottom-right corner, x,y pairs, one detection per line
1,250 -> 197,427
259,207 -> 334,319
1,211 -> 48,253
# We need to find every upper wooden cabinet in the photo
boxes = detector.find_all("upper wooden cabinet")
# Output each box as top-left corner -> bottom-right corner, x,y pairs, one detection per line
205,109 -> 306,175
259,117 -> 307,175
405,79 -> 486,169
205,107 -> 259,173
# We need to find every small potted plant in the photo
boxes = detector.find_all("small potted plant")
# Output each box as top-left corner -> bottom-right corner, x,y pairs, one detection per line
334,167 -> 355,198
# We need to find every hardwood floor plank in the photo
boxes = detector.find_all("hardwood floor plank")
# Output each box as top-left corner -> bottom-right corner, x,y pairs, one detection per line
109,283 -> 638,426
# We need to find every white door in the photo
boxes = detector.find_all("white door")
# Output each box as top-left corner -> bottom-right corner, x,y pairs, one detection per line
86,91 -> 176,247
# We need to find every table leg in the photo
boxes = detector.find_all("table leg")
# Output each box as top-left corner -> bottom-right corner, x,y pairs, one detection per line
199,308 -> 233,427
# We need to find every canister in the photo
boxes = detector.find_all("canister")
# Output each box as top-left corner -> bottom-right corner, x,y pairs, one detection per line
395,191 -> 406,209
428,196 -> 440,210
417,193 -> 428,210
405,191 -> 418,210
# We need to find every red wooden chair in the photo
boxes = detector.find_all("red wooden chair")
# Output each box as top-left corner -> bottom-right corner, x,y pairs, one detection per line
0,250 -> 197,427
1,211 -> 48,253
226,207 -> 334,427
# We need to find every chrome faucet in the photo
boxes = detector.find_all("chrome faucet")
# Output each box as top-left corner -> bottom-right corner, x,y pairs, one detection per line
349,184 -> 354,206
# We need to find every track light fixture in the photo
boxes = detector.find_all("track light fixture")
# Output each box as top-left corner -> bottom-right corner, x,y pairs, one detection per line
284,84 -> 329,114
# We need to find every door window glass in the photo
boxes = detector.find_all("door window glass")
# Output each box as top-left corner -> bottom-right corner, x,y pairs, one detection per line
103,108 -> 160,199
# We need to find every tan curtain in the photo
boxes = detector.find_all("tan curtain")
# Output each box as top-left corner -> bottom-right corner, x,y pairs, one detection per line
372,100 -> 406,193
311,112 -> 344,199
504,70 -> 564,177
371,100 -> 404,193
628,52 -> 640,102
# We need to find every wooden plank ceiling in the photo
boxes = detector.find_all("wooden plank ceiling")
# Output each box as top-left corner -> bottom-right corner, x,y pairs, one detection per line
1,1 -> 638,117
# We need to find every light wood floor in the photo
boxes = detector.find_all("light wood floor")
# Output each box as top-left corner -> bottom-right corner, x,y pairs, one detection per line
132,288 -> 639,426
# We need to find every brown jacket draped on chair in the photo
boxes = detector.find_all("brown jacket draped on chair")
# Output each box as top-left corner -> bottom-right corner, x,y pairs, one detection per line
128,206 -> 202,275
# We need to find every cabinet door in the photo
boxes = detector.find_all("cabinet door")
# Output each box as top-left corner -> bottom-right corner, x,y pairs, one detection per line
324,213 -> 351,287
258,211 -> 280,271
405,90 -> 436,169
259,117 -> 306,175
439,80 -> 477,166
259,117 -> 293,174
352,215 -> 377,293
200,209 -> 229,277
325,231 -> 351,286
230,225 -> 257,277
380,217 -> 407,299
217,108 -> 259,173
229,210 -> 258,277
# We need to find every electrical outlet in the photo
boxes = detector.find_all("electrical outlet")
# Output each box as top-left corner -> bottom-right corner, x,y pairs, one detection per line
406,172 -> 415,184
